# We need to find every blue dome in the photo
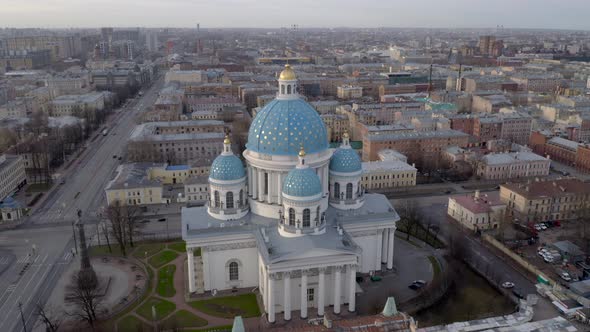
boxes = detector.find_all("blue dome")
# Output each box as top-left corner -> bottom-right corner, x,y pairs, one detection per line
209,155 -> 245,181
282,167 -> 322,197
246,99 -> 329,156
330,147 -> 362,173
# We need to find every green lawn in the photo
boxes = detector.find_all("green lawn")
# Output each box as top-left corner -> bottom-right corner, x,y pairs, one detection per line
117,315 -> 152,331
189,293 -> 261,318
26,183 -> 52,192
88,244 -> 125,257
157,264 -> 176,297
428,256 -> 442,278
136,297 -> 176,321
167,242 -> 186,253
148,250 -> 178,268
133,243 -> 165,259
161,309 -> 208,329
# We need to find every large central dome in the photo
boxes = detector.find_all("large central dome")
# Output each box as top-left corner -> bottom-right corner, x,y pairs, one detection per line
246,99 -> 329,156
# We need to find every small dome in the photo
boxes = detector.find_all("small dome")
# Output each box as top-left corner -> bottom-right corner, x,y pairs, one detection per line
330,147 -> 362,173
282,167 -> 322,197
209,155 -> 245,181
279,64 -> 296,80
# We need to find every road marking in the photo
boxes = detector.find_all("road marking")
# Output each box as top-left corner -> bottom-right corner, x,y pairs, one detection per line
6,284 -> 16,292
63,252 -> 72,261
0,257 -> 9,264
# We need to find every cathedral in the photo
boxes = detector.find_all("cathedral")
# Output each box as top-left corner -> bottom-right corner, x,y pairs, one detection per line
181,65 -> 399,322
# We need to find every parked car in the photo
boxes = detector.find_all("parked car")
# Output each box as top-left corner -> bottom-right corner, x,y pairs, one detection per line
502,281 -> 515,289
560,271 -> 572,282
540,224 -> 548,230
534,224 -> 542,231
408,280 -> 426,290
158,218 -> 166,222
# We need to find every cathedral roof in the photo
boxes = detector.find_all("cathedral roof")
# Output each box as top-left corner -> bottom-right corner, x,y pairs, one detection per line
246,98 -> 328,156
209,154 -> 245,181
330,146 -> 362,173
282,167 -> 322,197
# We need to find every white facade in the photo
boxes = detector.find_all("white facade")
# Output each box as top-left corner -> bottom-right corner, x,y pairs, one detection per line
182,65 -> 398,324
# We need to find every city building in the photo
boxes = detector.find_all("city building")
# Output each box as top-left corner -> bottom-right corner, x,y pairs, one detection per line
361,160 -> 417,190
182,65 -> 399,324
448,191 -> 506,231
50,92 -> 105,117
105,163 -> 164,206
500,178 -> 590,223
337,85 -> 363,99
362,129 -> 470,166
127,121 -> 225,164
0,155 -> 26,202
476,152 -> 550,180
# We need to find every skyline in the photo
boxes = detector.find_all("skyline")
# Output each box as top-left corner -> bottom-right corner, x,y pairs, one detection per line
2,0 -> 590,31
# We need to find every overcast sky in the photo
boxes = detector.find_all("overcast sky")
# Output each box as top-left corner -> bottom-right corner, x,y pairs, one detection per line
2,0 -> 589,30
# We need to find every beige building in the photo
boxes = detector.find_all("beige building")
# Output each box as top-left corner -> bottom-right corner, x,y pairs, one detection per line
105,163 -> 165,206
50,92 -> 105,117
337,85 -> 363,99
0,155 -> 27,201
164,70 -> 204,85
361,160 -> 417,190
476,151 -> 550,180
184,176 -> 209,205
500,178 -> 590,223
321,113 -> 350,142
448,191 -> 506,231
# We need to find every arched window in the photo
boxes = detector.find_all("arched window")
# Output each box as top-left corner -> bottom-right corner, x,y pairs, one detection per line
214,191 -> 220,207
287,85 -> 292,94
239,189 -> 243,207
303,209 -> 310,227
288,208 -> 295,226
334,182 -> 340,199
229,262 -> 239,281
346,183 -> 353,199
226,192 -> 234,209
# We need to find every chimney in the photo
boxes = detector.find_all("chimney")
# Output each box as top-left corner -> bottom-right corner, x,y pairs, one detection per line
474,190 -> 480,200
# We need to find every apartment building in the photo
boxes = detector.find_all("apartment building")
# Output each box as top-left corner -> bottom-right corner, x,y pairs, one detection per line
500,179 -> 590,223
448,191 -> 506,231
476,152 -> 550,180
361,160 -> 417,189
0,155 -> 27,201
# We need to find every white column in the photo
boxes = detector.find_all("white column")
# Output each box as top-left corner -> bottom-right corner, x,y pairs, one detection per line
277,172 -> 283,204
252,167 -> 258,199
266,172 -> 272,204
187,248 -> 195,293
283,272 -> 291,321
258,170 -> 264,202
318,268 -> 326,316
300,270 -> 308,319
348,265 -> 356,312
381,229 -> 388,264
376,230 -> 383,270
268,273 -> 276,323
247,167 -> 252,196
387,228 -> 394,270
334,266 -> 342,314
202,248 -> 211,291
323,166 -> 329,195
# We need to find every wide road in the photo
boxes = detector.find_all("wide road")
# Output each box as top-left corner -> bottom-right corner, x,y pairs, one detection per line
0,75 -> 164,332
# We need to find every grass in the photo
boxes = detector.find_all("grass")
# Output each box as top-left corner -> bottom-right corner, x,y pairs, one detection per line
133,243 -> 165,259
185,326 -> 232,332
136,297 -> 176,321
148,250 -> 178,268
26,183 -> 52,192
189,293 -> 261,318
117,315 -> 152,331
428,255 -> 442,278
157,264 -> 176,297
88,244 -> 125,257
167,242 -> 186,252
161,309 -> 208,329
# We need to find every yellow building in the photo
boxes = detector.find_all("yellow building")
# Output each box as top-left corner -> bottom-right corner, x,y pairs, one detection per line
361,160 -> 417,190
500,178 -> 590,223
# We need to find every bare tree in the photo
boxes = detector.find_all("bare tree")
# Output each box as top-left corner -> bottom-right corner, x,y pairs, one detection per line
399,199 -> 421,241
106,201 -> 128,256
66,273 -> 104,330
100,222 -> 112,253
36,303 -> 63,332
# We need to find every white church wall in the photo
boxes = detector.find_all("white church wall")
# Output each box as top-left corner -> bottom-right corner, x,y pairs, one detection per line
352,233 -> 381,273
205,246 -> 259,291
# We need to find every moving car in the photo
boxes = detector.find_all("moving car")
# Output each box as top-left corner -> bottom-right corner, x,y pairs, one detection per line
408,280 -> 427,290
560,272 -> 572,282
502,281 -> 515,289
158,218 -> 166,222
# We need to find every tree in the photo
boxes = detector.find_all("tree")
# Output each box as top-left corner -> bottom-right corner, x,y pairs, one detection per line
106,201 -> 140,256
66,273 -> 105,330
36,303 -> 62,332
398,199 -> 421,241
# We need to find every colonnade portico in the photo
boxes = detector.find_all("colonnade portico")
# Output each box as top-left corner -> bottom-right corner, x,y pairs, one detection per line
379,227 -> 396,270
266,264 -> 357,323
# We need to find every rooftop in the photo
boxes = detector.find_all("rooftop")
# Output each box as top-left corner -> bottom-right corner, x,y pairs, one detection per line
501,178 -> 590,199
367,129 -> 469,142
452,192 -> 504,214
105,163 -> 165,190
363,160 -> 416,172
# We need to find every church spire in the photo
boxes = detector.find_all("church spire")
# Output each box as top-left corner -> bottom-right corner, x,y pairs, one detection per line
277,64 -> 298,100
